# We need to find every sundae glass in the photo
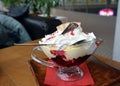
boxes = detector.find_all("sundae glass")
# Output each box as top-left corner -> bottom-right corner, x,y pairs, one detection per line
31,22 -> 103,81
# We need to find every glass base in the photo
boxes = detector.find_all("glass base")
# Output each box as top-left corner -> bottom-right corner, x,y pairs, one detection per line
56,66 -> 84,81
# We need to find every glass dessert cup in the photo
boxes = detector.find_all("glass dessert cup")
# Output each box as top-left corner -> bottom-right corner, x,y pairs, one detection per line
31,39 -> 103,82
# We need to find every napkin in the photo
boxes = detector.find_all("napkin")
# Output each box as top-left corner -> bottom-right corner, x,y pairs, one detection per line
44,62 -> 94,86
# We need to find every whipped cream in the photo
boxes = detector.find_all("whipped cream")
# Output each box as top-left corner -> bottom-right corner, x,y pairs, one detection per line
39,22 -> 96,49
39,22 -> 97,60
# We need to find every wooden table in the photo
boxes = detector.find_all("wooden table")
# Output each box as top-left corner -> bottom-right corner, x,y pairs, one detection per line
0,40 -> 120,86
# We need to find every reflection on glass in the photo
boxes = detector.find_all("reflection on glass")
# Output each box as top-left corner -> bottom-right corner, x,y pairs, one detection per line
56,0 -> 118,16
99,8 -> 114,16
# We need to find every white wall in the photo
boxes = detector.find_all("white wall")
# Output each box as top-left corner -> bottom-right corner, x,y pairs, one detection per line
113,0 -> 120,62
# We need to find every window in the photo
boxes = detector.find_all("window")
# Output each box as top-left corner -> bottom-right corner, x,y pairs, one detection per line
57,0 -> 118,16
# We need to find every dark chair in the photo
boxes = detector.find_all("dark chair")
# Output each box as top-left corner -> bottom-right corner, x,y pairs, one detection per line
5,5 -> 62,40
17,15 -> 62,40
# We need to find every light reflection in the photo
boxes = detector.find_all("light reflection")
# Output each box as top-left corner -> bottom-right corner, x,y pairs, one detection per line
99,8 -> 114,16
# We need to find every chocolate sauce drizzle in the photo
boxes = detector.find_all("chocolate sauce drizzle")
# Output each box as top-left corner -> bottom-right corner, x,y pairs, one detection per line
61,23 -> 78,35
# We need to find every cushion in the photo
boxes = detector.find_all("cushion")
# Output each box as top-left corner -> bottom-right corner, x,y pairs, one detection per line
0,13 -> 31,48
7,5 -> 29,19
0,24 -> 9,48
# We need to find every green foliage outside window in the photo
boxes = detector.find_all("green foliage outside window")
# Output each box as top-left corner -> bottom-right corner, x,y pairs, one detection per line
1,0 -> 57,17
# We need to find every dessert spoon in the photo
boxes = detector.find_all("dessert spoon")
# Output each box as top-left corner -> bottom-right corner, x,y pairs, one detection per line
14,43 -> 53,46
14,40 -> 86,46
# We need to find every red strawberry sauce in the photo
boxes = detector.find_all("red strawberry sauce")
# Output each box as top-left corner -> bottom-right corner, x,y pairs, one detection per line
50,50 -> 90,67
